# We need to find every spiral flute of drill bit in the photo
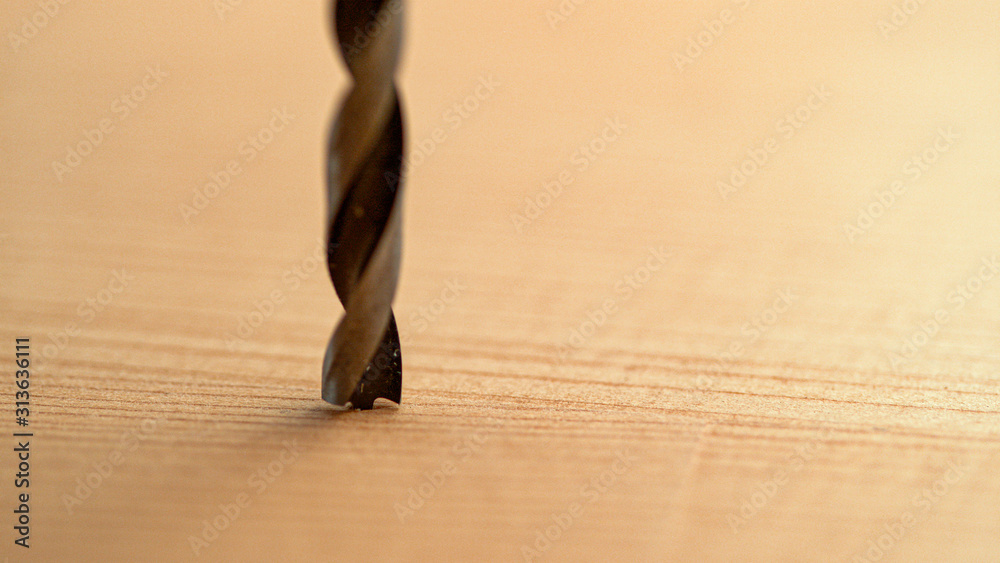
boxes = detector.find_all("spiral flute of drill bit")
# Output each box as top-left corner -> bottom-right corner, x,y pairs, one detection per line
323,0 -> 405,409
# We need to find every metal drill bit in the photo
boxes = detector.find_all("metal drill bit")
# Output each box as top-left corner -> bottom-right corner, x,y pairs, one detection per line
322,0 -> 405,409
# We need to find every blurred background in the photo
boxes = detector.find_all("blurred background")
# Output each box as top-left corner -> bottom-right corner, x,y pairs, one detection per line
1,0 -> 999,561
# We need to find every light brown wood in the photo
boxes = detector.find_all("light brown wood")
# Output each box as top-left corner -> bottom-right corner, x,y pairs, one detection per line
2,1 -> 999,561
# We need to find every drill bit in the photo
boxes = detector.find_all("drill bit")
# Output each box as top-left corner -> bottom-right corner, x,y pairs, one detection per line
322,0 -> 405,409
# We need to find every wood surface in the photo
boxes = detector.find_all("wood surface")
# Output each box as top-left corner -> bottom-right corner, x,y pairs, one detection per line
1,1 -> 999,561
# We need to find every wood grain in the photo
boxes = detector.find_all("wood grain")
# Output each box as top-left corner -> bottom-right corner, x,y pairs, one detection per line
1,1 -> 999,561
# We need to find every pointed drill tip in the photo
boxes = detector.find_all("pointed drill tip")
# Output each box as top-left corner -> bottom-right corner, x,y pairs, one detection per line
322,379 -> 401,411
321,345 -> 359,408
322,349 -> 402,410
321,378 -> 354,409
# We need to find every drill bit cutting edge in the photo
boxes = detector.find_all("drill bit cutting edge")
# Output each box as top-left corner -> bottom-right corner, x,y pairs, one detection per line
323,0 -> 405,409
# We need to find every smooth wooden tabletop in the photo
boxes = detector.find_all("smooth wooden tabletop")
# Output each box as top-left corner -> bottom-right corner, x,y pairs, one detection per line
2,1 -> 999,561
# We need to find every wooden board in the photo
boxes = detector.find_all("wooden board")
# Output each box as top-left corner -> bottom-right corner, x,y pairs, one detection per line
1,1 -> 999,561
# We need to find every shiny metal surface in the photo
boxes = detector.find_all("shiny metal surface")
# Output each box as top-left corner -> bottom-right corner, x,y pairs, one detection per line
322,0 -> 405,409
